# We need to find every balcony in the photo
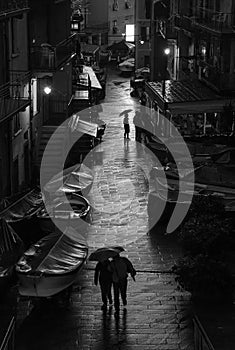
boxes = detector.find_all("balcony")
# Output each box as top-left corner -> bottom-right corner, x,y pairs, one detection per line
0,72 -> 31,124
173,14 -> 194,32
193,9 -> 235,33
0,0 -> 29,17
30,34 -> 76,72
197,60 -> 235,92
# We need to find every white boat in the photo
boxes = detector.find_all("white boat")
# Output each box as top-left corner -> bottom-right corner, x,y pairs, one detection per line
16,227 -> 88,297
37,193 -> 91,232
118,58 -> 135,72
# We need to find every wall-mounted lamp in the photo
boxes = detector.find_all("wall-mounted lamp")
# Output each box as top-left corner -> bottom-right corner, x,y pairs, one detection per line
44,86 -> 52,95
164,47 -> 170,55
139,40 -> 145,45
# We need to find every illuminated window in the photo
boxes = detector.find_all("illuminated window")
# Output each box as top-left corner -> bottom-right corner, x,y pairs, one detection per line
125,24 -> 134,42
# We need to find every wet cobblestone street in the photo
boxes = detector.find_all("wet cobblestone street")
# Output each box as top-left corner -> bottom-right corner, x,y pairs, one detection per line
15,65 -> 195,350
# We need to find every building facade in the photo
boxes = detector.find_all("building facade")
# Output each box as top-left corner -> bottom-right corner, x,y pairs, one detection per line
28,0 -> 76,176
170,0 -> 235,93
108,0 -> 135,45
0,0 -> 31,198
135,0 -> 151,69
143,0 -> 235,139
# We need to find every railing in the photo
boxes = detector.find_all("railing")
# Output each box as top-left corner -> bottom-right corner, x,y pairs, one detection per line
0,0 -> 29,15
30,34 -> 76,71
196,60 -> 235,91
0,316 -> 15,350
173,14 -> 193,32
193,316 -> 215,350
0,71 -> 30,121
193,9 -> 235,32
172,10 -> 235,33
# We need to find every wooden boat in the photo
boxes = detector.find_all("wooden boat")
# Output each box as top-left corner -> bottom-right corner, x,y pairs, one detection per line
36,193 -> 91,232
16,227 -> 88,297
44,163 -> 93,198
0,188 -> 45,247
0,219 -> 24,295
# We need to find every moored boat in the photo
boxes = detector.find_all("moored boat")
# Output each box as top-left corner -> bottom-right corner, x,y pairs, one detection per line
36,193 -> 91,232
0,188 -> 44,247
0,219 -> 24,294
16,227 -> 88,297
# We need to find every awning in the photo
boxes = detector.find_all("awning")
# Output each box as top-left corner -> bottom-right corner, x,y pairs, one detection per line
83,66 -> 102,89
145,79 -> 234,115
80,43 -> 100,55
68,114 -> 98,137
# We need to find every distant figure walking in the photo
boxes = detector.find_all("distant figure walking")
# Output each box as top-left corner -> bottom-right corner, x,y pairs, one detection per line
123,113 -> 130,139
109,254 -> 136,315
94,260 -> 113,310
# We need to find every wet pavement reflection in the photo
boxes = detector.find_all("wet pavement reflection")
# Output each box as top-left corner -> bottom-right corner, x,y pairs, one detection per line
15,64 -> 194,350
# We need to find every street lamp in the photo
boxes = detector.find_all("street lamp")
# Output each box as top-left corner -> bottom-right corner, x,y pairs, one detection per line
44,86 -> 52,95
162,47 -> 170,98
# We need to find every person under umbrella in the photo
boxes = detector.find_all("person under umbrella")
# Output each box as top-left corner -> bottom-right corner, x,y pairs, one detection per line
123,113 -> 130,139
108,253 -> 136,316
90,247 -> 125,311
94,259 -> 113,311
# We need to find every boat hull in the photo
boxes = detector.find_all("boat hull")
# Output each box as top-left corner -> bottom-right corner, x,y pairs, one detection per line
17,266 -> 84,297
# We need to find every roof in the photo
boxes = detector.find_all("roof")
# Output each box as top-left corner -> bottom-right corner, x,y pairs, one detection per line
80,43 -> 100,55
108,40 -> 135,52
146,79 -> 235,114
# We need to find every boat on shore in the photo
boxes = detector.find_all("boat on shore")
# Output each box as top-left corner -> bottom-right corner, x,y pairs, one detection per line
36,193 -> 91,232
0,219 -> 24,294
16,227 -> 88,297
0,188 -> 45,247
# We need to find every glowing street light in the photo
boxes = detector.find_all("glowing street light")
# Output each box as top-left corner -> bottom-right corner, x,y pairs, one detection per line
164,47 -> 170,55
44,86 -> 52,95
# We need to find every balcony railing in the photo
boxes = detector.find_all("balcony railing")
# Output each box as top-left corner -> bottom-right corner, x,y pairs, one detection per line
196,60 -> 235,92
30,34 -> 76,72
173,14 -> 193,32
0,0 -> 29,16
0,71 -> 31,123
193,9 -> 235,32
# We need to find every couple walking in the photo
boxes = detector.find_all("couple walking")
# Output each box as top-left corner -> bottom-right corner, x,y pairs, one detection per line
94,253 -> 136,315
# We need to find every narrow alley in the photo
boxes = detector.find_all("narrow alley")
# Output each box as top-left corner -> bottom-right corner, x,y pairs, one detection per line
15,64 -> 194,350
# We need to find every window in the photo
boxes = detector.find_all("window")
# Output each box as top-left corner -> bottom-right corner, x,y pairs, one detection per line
113,0 -> 118,11
11,18 -> 18,54
125,0 -> 131,9
140,26 -> 150,42
31,78 -> 38,116
125,24 -> 134,42
13,113 -> 21,135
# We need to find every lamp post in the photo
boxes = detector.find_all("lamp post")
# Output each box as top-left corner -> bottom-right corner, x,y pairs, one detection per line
162,47 -> 170,99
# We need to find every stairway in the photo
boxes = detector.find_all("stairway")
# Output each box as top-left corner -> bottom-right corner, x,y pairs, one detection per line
36,125 -> 68,185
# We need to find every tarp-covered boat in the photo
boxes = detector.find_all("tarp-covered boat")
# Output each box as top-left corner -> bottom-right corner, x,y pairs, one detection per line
16,227 -> 88,297
0,188 -> 43,223
0,188 -> 45,246
44,163 -> 93,197
0,219 -> 24,294
36,193 -> 91,232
